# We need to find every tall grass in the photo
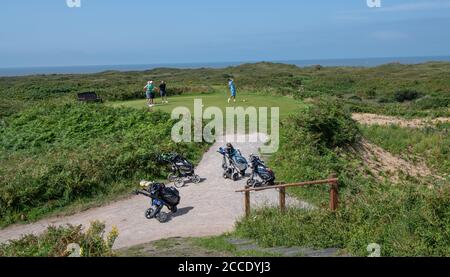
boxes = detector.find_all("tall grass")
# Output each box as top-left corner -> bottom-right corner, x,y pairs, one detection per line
236,179 -> 449,256
236,100 -> 450,256
0,103 -> 208,226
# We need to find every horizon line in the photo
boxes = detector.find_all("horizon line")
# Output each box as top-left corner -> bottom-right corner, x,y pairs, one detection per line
1,55 -> 450,70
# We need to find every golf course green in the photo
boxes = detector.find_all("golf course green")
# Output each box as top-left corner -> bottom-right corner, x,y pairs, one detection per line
109,91 -> 306,120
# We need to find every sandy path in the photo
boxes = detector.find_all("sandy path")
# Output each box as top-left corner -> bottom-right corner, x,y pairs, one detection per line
352,113 -> 450,128
0,133 -> 310,250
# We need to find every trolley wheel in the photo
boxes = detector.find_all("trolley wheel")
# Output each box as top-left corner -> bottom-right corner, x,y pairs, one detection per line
174,178 -> 185,188
168,173 -> 178,182
145,208 -> 155,219
246,179 -> 254,187
223,172 -> 229,179
157,212 -> 169,223
232,172 -> 239,181
254,181 -> 263,188
192,175 -> 201,184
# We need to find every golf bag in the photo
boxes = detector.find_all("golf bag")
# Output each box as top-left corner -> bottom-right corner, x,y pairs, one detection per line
135,181 -> 180,223
218,147 -> 248,181
159,153 -> 201,188
247,154 -> 275,188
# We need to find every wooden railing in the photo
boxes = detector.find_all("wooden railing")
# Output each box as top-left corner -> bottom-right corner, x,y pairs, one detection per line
235,174 -> 339,217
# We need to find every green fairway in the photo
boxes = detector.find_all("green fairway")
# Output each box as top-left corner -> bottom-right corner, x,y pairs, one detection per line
109,91 -> 305,119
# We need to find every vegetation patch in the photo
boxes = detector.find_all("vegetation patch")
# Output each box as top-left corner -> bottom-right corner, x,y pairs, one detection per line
0,221 -> 118,257
2,62 -> 450,118
236,100 -> 449,256
360,124 -> 450,176
0,103 -> 208,226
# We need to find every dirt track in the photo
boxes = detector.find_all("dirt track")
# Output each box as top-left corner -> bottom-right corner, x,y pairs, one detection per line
0,133 -> 310,250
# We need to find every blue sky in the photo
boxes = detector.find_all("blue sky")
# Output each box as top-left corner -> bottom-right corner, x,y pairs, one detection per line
0,0 -> 450,67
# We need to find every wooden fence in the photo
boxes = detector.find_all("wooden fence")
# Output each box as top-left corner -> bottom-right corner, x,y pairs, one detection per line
235,174 -> 339,217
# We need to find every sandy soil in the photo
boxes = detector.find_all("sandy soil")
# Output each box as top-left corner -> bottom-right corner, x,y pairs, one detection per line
0,133 -> 310,249
352,113 -> 450,128
348,138 -> 441,183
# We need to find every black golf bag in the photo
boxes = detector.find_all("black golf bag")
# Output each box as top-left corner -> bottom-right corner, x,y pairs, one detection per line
159,153 -> 201,187
136,181 -> 180,222
247,154 -> 275,187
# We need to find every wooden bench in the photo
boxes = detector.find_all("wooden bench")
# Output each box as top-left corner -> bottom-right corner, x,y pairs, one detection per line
77,92 -> 103,103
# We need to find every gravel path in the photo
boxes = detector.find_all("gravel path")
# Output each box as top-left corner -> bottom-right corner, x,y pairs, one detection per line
0,133 -> 310,250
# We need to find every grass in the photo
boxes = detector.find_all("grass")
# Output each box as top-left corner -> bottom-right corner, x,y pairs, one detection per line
2,62 -> 450,119
233,101 -> 450,257
0,103 -> 208,227
1,62 -> 449,256
109,90 -> 307,135
109,90 -> 305,120
235,180 -> 450,257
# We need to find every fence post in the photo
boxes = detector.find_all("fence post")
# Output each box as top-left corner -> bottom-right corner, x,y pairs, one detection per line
279,187 -> 286,213
329,174 -> 338,211
245,190 -> 251,217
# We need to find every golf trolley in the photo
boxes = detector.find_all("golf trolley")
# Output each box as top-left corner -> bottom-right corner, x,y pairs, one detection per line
218,147 -> 248,181
135,181 -> 180,223
159,153 -> 201,188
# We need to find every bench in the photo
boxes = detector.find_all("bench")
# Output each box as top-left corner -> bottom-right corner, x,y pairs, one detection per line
77,92 -> 103,103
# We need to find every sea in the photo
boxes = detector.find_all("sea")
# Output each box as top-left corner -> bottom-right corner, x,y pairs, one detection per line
0,56 -> 449,77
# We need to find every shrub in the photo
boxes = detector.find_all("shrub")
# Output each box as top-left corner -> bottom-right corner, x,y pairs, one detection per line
348,95 -> 362,101
0,103 -> 208,226
269,99 -> 360,204
394,89 -> 421,102
237,99 -> 449,256
283,99 -> 360,150
414,95 -> 450,110
0,221 -> 119,257
377,97 -> 392,103
366,88 -> 377,98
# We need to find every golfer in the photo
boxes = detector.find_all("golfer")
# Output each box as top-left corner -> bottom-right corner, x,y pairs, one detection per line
159,81 -> 168,104
228,78 -> 237,103
144,81 -> 155,106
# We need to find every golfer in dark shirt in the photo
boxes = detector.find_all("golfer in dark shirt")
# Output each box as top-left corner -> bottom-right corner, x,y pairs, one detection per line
159,81 -> 168,104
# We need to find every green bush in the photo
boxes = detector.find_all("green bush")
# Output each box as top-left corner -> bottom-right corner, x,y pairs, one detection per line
394,89 -> 421,102
348,95 -> 362,101
241,99 -> 450,256
0,103 -> 208,226
269,99 -> 359,204
0,221 -> 119,257
414,95 -> 450,109
283,99 -> 360,150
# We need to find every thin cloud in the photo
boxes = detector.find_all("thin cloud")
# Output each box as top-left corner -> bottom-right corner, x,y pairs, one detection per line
378,1 -> 450,12
334,0 -> 450,21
